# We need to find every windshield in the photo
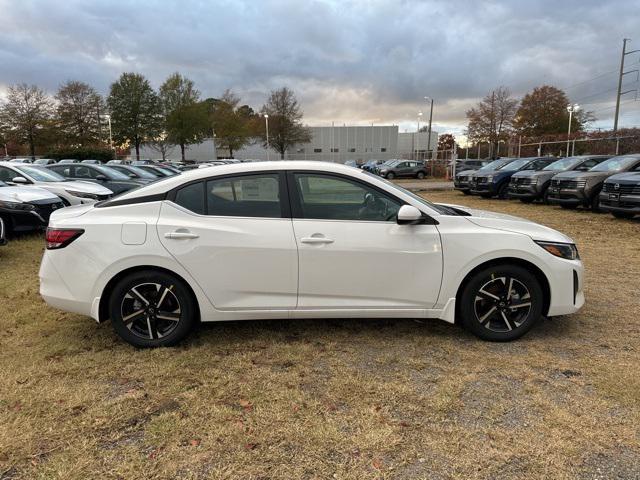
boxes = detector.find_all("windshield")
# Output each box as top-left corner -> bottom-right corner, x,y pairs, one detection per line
95,165 -> 131,180
478,159 -> 508,171
590,156 -> 639,172
127,166 -> 158,178
15,165 -> 65,182
498,158 -> 530,171
543,158 -> 579,171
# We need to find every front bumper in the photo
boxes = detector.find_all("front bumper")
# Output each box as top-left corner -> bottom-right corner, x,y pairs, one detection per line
469,182 -> 497,195
547,187 -> 589,206
599,192 -> 640,215
508,183 -> 542,199
546,258 -> 585,317
454,180 -> 470,191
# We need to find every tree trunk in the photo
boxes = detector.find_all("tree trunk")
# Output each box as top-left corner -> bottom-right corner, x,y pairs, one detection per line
135,138 -> 140,160
28,129 -> 35,158
180,143 -> 185,161
229,146 -> 234,158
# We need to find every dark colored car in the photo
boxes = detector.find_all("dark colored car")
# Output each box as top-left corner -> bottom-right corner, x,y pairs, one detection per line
547,155 -> 640,211
470,157 -> 557,198
455,159 -> 515,195
598,171 -> 640,219
107,164 -> 160,184
46,163 -> 146,195
0,181 -> 64,234
377,160 -> 428,179
509,155 -> 610,203
135,164 -> 178,177
455,159 -> 489,172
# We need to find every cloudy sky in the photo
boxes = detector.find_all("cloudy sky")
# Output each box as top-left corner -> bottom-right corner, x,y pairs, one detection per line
1,0 -> 639,140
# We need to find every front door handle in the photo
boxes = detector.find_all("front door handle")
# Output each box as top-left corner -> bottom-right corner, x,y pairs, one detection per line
301,236 -> 334,244
164,231 -> 199,240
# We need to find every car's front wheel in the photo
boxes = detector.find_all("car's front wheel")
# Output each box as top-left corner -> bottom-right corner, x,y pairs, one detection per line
385,172 -> 396,180
612,211 -> 635,219
108,270 -> 197,348
458,264 -> 544,341
416,171 -> 425,179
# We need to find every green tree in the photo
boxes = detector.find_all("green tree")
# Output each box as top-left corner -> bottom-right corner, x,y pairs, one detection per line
210,90 -> 255,158
107,73 -> 161,160
159,73 -> 206,160
261,87 -> 311,159
55,80 -> 104,147
466,86 -> 518,158
514,85 -> 593,137
0,83 -> 54,157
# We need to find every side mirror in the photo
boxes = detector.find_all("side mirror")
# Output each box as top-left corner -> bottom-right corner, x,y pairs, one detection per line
128,173 -> 137,178
397,205 -> 423,225
12,176 -> 28,184
95,174 -> 108,181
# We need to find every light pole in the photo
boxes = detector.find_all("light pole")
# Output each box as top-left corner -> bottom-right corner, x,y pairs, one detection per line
566,104 -> 579,157
417,112 -> 423,160
263,114 -> 270,161
424,96 -> 434,160
100,114 -> 114,157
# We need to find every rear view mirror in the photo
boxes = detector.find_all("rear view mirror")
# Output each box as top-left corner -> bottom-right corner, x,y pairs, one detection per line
397,205 -> 423,224
12,176 -> 28,184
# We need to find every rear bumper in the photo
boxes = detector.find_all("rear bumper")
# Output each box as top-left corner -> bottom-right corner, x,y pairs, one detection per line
39,251 -> 95,318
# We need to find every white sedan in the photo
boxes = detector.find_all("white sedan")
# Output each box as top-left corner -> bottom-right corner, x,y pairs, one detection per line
0,162 -> 113,205
39,161 -> 584,347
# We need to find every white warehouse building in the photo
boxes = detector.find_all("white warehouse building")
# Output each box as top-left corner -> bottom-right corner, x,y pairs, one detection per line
134,125 -> 438,163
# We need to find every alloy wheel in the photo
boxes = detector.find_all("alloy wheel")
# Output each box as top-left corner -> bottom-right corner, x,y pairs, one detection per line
473,276 -> 532,332
120,282 -> 182,340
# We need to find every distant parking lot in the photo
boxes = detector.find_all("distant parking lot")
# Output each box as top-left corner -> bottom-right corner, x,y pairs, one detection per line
0,190 -> 639,479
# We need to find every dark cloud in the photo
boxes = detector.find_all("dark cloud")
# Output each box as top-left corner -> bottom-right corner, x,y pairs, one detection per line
1,0 -> 639,136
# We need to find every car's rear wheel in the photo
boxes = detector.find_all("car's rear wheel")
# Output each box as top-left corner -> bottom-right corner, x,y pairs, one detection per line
108,270 -> 196,348
386,172 -> 396,180
458,264 -> 544,341
416,171 -> 425,179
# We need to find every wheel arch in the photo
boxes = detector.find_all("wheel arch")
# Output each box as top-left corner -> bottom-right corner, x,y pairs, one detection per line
98,265 -> 201,323
454,256 -> 551,323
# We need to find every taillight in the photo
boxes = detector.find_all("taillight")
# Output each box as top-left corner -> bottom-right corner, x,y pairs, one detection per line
45,228 -> 84,250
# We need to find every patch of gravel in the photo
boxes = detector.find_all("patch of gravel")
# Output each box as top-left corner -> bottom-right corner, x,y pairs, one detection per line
579,448 -> 640,480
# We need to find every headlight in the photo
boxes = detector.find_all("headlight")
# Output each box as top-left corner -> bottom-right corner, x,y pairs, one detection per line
485,175 -> 493,182
0,200 -> 35,211
535,241 -> 579,260
66,190 -> 98,200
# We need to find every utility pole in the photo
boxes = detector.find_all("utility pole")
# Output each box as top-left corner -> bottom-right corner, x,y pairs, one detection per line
614,38 -> 640,132
424,97 -> 434,160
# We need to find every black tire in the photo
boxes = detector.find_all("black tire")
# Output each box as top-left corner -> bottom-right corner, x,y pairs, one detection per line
462,190 -> 471,195
385,172 -> 396,180
497,182 -> 509,199
590,191 -> 602,212
560,204 -> 578,210
542,188 -> 550,205
458,264 -> 544,341
519,198 -> 534,204
108,270 -> 197,348
416,171 -> 426,180
612,211 -> 635,219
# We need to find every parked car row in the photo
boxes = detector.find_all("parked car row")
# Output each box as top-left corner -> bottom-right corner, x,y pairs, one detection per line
454,154 -> 640,220
0,161 -> 185,236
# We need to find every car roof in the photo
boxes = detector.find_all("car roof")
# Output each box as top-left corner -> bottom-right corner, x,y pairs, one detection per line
103,161 -> 390,202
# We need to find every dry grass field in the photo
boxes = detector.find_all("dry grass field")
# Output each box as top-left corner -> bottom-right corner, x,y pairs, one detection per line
1,190 -> 639,480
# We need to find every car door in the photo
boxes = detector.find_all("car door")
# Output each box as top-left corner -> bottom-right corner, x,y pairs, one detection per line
157,171 -> 298,310
288,171 -> 442,309
396,161 -> 411,177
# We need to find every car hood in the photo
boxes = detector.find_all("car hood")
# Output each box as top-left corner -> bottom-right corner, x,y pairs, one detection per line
511,170 -> 557,181
0,186 -> 59,203
552,170 -> 612,181
455,169 -> 476,177
436,203 -> 574,243
604,171 -> 640,183
55,180 -> 113,194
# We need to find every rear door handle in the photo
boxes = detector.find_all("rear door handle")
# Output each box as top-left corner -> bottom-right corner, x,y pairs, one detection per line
301,237 -> 334,244
164,231 -> 199,239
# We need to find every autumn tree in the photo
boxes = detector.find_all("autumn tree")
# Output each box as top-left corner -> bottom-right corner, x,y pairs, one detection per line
159,73 -> 207,160
0,83 -> 54,157
210,90 -> 256,158
107,73 -> 161,160
514,85 -> 593,137
56,80 -> 104,146
466,86 -> 518,158
437,133 -> 458,152
261,87 -> 311,159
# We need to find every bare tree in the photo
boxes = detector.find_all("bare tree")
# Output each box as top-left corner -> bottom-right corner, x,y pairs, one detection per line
261,87 -> 311,159
145,134 -> 174,161
466,86 -> 518,158
0,83 -> 54,157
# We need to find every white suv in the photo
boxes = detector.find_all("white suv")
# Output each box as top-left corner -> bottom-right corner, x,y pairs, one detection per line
40,161 -> 584,347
